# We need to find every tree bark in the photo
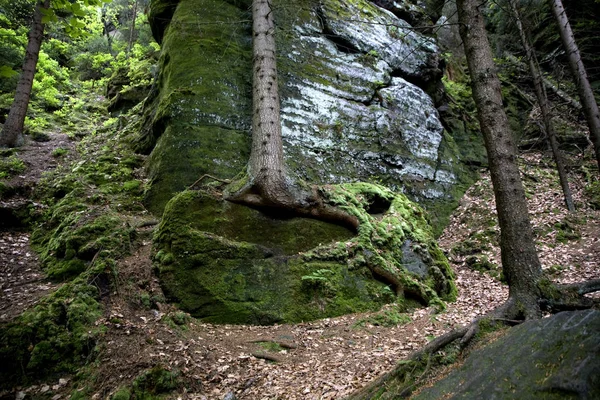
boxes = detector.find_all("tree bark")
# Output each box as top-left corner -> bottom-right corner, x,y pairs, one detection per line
248,0 -> 290,205
0,0 -> 49,148
508,0 -> 575,212
548,0 -> 600,172
457,0 -> 543,319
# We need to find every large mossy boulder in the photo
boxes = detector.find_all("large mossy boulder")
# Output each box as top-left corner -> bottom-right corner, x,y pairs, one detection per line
154,183 -> 456,324
140,0 -> 484,228
416,310 -> 600,399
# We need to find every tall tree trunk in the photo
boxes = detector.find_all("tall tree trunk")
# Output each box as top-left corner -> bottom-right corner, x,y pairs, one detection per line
226,0 -> 358,230
508,0 -> 575,212
548,0 -> 600,172
101,5 -> 114,55
126,0 -> 139,58
0,0 -> 49,148
457,0 -> 543,319
248,0 -> 290,205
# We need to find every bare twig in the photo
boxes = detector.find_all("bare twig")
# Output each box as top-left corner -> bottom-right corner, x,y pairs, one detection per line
188,174 -> 231,190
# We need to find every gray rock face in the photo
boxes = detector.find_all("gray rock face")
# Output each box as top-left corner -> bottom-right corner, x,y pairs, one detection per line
272,0 -> 455,201
416,310 -> 600,399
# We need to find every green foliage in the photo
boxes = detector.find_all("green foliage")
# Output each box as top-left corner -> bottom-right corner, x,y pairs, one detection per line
52,147 -> 69,157
111,387 -> 132,400
0,154 -> 26,179
0,18 -> 27,92
31,52 -> 70,109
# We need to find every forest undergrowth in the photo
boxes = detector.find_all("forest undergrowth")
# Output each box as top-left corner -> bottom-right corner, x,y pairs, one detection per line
0,103 -> 598,399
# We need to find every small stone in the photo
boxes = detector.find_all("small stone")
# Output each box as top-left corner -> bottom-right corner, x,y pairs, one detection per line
223,392 -> 237,400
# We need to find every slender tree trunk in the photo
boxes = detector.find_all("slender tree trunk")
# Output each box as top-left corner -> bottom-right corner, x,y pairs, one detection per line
101,5 -> 114,55
126,0 -> 139,58
0,0 -> 49,148
548,0 -> 600,172
508,0 -> 575,212
250,0 -> 287,199
457,0 -> 543,319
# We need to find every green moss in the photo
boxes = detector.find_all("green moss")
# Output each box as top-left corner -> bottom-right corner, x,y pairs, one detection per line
257,341 -> 286,352
154,183 -> 455,324
538,278 -> 561,301
140,0 -> 253,214
111,387 -> 132,400
584,180 -> 600,209
554,219 -> 581,243
131,365 -> 180,398
0,278 -> 103,385
354,307 -> 412,328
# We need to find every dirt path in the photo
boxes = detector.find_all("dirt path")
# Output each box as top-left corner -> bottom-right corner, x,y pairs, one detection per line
0,134 -> 75,322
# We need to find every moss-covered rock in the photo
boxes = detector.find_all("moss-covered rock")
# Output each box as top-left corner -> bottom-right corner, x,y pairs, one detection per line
154,183 -> 455,324
415,310 -> 600,399
0,277 -> 103,385
141,0 -> 483,227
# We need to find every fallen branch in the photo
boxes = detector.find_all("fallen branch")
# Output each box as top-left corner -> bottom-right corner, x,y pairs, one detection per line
252,351 -> 283,363
188,174 -> 231,190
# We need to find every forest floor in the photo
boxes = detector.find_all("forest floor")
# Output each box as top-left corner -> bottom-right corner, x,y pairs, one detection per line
0,133 -> 599,400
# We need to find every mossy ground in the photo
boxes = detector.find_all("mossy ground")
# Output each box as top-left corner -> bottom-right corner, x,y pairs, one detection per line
0,101 -> 153,388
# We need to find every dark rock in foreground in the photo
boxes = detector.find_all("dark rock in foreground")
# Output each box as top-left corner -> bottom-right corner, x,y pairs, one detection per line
416,309 -> 600,399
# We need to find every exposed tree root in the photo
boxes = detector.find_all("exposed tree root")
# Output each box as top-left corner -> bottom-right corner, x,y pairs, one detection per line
226,183 -> 360,231
560,278 -> 600,295
247,340 -> 298,350
251,351 -> 283,363
186,176 -> 438,306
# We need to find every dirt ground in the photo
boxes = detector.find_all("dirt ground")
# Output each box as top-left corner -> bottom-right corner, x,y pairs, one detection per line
0,135 -> 598,399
